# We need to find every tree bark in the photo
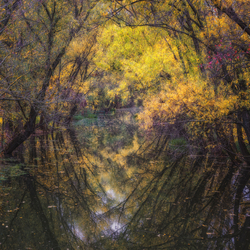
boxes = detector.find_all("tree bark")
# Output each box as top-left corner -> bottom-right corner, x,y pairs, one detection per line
4,107 -> 37,157
211,2 -> 250,36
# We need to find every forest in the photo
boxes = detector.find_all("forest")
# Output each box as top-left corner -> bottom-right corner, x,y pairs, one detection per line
0,0 -> 250,249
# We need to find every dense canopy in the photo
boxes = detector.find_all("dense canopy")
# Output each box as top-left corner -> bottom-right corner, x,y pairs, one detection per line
1,0 -> 250,249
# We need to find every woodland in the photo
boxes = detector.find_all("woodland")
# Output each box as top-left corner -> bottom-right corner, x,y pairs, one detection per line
0,0 -> 250,249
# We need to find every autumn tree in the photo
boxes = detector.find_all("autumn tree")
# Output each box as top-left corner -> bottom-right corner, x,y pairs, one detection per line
0,0 -> 101,157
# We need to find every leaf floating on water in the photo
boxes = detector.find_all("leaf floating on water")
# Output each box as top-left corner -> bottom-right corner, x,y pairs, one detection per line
48,205 -> 57,208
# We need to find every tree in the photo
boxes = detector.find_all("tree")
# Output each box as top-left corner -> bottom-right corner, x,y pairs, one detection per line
0,0 -> 101,157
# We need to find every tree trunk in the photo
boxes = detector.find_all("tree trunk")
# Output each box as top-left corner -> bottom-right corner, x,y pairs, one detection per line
3,107 -> 37,157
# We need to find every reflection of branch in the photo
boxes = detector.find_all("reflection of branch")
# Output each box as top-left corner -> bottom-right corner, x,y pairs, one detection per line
26,175 -> 61,249
117,178 -> 144,223
66,128 -> 107,196
1,188 -> 27,246
121,159 -> 180,236
57,208 -> 86,248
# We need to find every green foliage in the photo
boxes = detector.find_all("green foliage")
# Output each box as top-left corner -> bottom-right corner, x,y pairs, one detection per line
9,164 -> 26,177
168,137 -> 188,152
73,114 -> 84,121
0,163 -> 26,181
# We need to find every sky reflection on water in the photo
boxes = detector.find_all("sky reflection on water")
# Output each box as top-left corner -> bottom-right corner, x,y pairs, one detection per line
1,114 -> 250,249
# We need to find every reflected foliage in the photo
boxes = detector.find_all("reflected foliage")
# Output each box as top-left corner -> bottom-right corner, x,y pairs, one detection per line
108,121 -> 250,250
0,112 -> 250,249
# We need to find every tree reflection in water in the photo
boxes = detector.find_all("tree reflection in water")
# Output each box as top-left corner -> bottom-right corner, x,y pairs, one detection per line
0,114 -> 250,249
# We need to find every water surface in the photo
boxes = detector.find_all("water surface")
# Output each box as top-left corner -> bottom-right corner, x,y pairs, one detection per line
0,112 -> 248,249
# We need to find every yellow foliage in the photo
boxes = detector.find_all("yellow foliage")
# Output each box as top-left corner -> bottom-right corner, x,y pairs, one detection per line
138,79 -> 243,130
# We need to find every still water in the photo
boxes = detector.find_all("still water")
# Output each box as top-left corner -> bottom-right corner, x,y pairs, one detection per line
0,112 -> 249,249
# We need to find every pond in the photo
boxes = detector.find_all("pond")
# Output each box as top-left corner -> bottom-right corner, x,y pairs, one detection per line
0,111 -> 249,249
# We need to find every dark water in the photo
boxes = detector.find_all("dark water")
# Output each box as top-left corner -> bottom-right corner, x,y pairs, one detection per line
0,113 -> 249,249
